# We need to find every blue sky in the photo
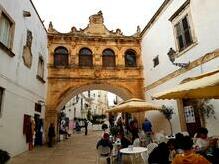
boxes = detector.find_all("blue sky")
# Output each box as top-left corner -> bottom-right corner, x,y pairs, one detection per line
32,0 -> 164,35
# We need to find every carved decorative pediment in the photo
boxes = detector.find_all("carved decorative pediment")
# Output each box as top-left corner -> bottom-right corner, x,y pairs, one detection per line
47,11 -> 141,38
23,30 -> 33,68
48,21 -> 59,34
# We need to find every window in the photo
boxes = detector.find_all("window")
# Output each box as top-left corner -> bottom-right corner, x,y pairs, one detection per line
153,56 -> 159,67
35,103 -> 42,113
170,1 -> 195,53
125,49 -> 137,67
37,56 -> 44,81
79,48 -> 93,67
0,12 -> 14,49
0,87 -> 4,116
175,15 -> 193,51
102,49 -> 115,67
54,47 -> 68,66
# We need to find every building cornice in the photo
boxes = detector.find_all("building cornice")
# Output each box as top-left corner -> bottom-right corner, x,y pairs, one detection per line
140,0 -> 172,38
145,50 -> 219,91
47,33 -> 141,43
30,0 -> 47,33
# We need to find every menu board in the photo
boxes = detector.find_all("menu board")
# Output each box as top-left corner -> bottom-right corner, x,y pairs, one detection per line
184,106 -> 196,123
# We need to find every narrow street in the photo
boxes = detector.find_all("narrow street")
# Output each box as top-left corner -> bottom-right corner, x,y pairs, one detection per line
9,131 -> 102,164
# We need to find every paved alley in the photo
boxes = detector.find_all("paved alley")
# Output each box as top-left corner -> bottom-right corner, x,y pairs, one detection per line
9,131 -> 102,164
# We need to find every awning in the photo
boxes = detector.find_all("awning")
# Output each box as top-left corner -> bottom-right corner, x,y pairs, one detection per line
106,98 -> 162,113
153,68 -> 219,99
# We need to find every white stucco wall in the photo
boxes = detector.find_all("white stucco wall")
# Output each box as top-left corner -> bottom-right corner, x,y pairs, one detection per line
0,0 -> 48,156
141,0 -> 219,135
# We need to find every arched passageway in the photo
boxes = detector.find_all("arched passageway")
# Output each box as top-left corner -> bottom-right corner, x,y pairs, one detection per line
46,11 -> 145,140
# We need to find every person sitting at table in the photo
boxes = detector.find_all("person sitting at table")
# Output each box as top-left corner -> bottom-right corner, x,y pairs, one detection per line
172,136 -> 210,164
193,127 -> 209,153
96,132 -> 113,164
133,134 -> 148,147
167,139 -> 177,162
129,119 -> 139,143
117,131 -> 132,148
148,142 -> 170,164
175,133 -> 184,154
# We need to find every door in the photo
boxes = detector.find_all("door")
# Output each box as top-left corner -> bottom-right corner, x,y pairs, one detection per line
183,99 -> 202,137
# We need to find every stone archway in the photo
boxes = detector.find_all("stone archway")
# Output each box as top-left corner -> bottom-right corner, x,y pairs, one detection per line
45,81 -> 144,130
45,11 -> 145,139
55,83 -> 133,111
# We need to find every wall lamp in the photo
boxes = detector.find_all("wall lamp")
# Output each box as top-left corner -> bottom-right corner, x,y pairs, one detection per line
167,48 -> 190,68
38,100 -> 45,106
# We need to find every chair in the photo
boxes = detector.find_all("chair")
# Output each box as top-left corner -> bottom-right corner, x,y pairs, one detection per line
181,131 -> 189,136
154,132 -> 167,144
97,145 -> 112,164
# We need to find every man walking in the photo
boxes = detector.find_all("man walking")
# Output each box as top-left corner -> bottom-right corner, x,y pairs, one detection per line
48,123 -> 55,147
84,119 -> 88,135
142,117 -> 153,144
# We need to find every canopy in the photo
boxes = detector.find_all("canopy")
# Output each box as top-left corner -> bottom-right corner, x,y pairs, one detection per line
106,98 -> 162,113
153,68 -> 219,99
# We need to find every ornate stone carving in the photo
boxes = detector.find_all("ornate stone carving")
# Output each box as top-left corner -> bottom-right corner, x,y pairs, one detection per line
89,11 -> 103,24
48,21 -> 58,33
23,30 -> 33,68
132,26 -> 141,37
71,26 -> 77,33
115,29 -> 123,36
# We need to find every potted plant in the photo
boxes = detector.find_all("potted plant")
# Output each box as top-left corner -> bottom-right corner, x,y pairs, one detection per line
161,105 -> 175,136
197,99 -> 216,127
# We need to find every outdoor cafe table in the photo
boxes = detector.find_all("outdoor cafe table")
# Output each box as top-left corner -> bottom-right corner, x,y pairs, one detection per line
120,147 -> 147,164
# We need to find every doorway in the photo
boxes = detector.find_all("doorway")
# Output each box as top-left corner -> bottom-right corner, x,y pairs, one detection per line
182,99 -> 202,137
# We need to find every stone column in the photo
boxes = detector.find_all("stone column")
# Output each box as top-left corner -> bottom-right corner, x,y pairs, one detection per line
177,99 -> 187,132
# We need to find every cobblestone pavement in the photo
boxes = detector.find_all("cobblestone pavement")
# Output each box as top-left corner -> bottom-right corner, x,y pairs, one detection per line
9,130 -> 144,164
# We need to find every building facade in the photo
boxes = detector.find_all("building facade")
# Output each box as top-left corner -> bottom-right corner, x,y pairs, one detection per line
64,90 -> 109,121
46,11 -> 145,132
0,0 -> 48,156
141,0 -> 219,136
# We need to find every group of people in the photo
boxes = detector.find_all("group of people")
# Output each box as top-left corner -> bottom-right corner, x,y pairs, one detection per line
96,116 -> 219,164
47,119 -> 89,147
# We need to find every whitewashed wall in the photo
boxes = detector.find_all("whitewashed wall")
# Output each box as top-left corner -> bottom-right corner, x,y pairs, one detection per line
141,0 -> 219,135
0,0 -> 48,156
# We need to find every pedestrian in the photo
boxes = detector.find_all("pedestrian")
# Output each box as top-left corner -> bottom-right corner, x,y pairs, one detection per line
84,119 -> 88,135
96,132 -> 113,164
142,117 -> 153,144
48,123 -> 55,147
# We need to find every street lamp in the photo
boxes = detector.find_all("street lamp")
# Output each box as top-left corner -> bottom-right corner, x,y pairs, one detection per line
167,48 -> 190,68
37,100 -> 45,106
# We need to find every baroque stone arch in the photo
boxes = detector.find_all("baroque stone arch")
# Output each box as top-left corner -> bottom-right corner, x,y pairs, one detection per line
46,11 -> 144,141
55,83 -> 133,111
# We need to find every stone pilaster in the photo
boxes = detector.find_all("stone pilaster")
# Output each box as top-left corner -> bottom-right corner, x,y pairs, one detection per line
45,108 -> 58,142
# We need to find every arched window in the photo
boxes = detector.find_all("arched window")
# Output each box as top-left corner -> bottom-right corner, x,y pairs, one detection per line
102,49 -> 115,67
54,47 -> 68,66
79,48 -> 93,67
125,49 -> 137,67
